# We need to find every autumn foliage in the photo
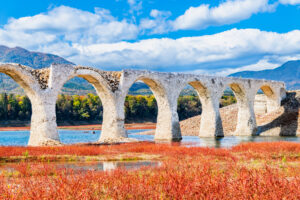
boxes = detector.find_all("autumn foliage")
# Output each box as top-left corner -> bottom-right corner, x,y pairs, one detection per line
0,142 -> 299,199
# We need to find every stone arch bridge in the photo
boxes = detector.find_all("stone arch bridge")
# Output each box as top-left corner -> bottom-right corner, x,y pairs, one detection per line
0,63 -> 286,146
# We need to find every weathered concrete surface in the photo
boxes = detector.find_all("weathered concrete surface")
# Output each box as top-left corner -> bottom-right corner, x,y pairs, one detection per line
0,63 -> 286,146
255,94 -> 268,114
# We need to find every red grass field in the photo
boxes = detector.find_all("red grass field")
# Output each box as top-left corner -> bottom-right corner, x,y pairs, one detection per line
0,142 -> 299,199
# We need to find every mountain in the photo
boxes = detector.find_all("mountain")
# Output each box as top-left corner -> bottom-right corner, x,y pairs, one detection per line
0,45 -> 74,68
229,60 -> 300,90
0,45 -> 154,95
0,45 -> 81,94
5,45 -> 297,95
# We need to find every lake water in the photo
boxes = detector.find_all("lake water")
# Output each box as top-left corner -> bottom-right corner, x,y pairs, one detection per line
0,160 -> 161,173
0,129 -> 299,148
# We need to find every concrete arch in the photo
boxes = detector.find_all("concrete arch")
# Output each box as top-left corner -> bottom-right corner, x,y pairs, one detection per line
121,72 -> 181,141
0,64 -> 288,145
0,65 -> 37,139
188,81 -> 211,105
222,81 -> 257,136
0,64 -> 62,146
52,66 -> 127,143
176,78 -> 224,137
51,67 -> 115,97
228,83 -> 245,101
0,63 -> 39,100
255,84 -> 282,113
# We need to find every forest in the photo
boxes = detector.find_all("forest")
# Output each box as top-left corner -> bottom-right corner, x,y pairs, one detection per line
0,93 -> 236,123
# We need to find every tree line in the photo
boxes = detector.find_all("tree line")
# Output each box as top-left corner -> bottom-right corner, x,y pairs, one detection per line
0,93 -> 236,123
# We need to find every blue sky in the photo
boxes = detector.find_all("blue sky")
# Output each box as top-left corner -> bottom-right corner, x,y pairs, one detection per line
0,0 -> 300,75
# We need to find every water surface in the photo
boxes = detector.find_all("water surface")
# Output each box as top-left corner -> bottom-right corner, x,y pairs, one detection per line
0,129 -> 299,148
0,160 -> 161,173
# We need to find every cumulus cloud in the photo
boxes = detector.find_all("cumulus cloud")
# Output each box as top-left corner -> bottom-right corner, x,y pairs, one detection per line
279,0 -> 300,5
0,5 -> 138,51
173,0 -> 275,30
67,29 -> 300,74
1,4 -> 300,75
139,0 -> 300,33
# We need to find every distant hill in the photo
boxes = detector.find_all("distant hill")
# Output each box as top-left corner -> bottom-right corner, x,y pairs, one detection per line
229,60 -> 300,90
0,45 -> 74,68
0,45 -> 81,94
0,45 -> 153,95
4,45 -> 297,95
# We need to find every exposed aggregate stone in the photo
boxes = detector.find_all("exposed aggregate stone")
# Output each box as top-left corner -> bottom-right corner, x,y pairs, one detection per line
75,66 -> 121,92
31,68 -> 50,89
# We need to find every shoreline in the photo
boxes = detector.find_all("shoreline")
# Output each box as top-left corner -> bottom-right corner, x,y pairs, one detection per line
0,122 -> 156,131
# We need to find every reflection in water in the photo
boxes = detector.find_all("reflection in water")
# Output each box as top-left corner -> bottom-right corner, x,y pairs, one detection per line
0,129 -> 299,148
0,161 -> 161,174
57,161 -> 160,172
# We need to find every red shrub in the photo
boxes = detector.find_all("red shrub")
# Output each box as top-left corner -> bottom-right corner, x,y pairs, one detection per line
0,142 -> 299,199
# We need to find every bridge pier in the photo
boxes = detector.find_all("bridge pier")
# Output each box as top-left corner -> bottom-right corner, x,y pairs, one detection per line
185,80 -> 224,137
154,100 -> 182,142
28,97 -> 60,146
120,72 -> 183,142
234,86 -> 257,136
199,96 -> 224,137
98,94 -> 128,143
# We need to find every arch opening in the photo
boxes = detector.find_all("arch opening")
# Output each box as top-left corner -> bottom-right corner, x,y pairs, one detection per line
124,78 -> 158,137
176,81 -> 202,136
56,76 -> 105,144
255,85 -> 279,114
254,85 -> 292,136
0,69 -> 36,100
0,71 -> 33,145
219,84 -> 238,136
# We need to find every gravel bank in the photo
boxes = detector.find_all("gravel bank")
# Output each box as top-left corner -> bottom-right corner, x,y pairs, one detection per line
138,91 -> 300,136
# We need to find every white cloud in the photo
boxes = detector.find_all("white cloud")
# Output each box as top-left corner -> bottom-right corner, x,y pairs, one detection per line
67,29 -> 300,74
279,0 -> 300,5
0,5 -> 138,51
139,0 -> 300,34
127,0 -> 143,16
140,9 -> 172,34
149,9 -> 171,18
216,58 -> 280,76
1,5 -> 300,75
173,0 -> 275,30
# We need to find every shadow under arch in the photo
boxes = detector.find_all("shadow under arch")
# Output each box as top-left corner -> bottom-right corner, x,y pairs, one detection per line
229,83 -> 246,104
259,85 -> 280,113
256,88 -> 298,136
